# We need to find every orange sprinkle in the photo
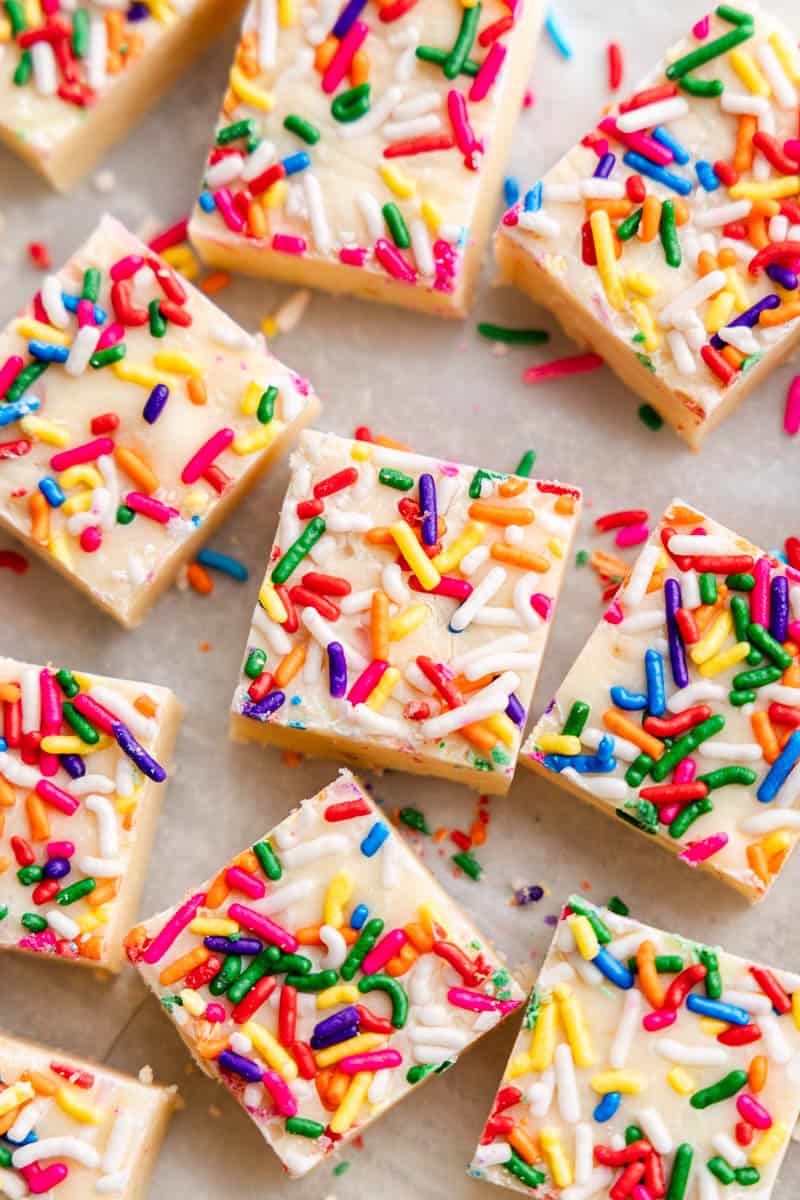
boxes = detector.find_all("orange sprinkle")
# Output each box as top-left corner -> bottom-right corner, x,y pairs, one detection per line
603,709 -> 664,759
0,778 -> 15,807
134,694 -> 158,718
114,445 -> 158,495
404,921 -> 434,953
371,590 -> 390,661
734,115 -> 757,173
639,194 -> 662,243
0,1110 -> 20,1136
591,549 -> 629,580
248,200 -> 268,240
385,942 -> 418,977
697,249 -> 719,276
751,199 -> 781,217
80,934 -> 104,961
748,1055 -> 768,1093
672,198 -> 690,226
499,477 -> 527,498
205,871 -> 230,911
159,945 -> 210,987
105,10 -> 123,53
201,271 -> 231,295
751,711 -> 780,763
222,88 -> 238,118
274,643 -> 307,687
350,48 -> 369,86
295,924 -> 359,947
555,494 -> 576,515
460,721 -> 497,752
760,301 -> 800,327
196,1038 -> 229,1060
87,879 -> 119,907
187,376 -> 207,406
666,503 -> 704,525
433,827 -> 449,843
637,940 -> 666,1009
722,345 -> 745,369
491,544 -> 549,572
283,749 -> 303,767
365,526 -> 393,545
26,1071 -> 57,1097
29,492 -> 49,546
746,214 -> 769,250
315,35 -> 337,72
469,500 -> 534,526
746,842 -> 770,884
716,247 -> 738,269
374,433 -> 413,451
469,818 -> 487,846
26,791 -> 49,842
187,562 -> 214,595
585,198 -> 634,219
508,1126 -> 540,1165
782,661 -> 800,687
0,683 -> 20,703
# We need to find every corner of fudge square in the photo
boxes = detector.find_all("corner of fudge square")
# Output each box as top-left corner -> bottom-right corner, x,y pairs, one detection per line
126,770 -> 524,1179
0,214 -> 319,628
229,429 -> 582,794
522,497 -> 800,902
494,4 -> 800,447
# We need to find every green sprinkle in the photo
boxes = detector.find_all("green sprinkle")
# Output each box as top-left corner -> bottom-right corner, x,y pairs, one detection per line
444,1 -> 481,78
342,917 -> 384,981
514,449 -> 536,476
72,8 -> 89,57
691,1069 -> 748,1110
732,665 -> 782,691
216,118 -> 256,145
116,504 -> 135,525
679,74 -> 724,96
625,753 -> 654,789
626,1126 -> 644,1145
331,82 -> 371,123
730,689 -> 756,706
699,572 -> 717,605
638,403 -> 663,430
741,352 -> 763,374
378,467 -> 414,491
617,208 -> 643,241
257,385 -> 278,425
666,15 -> 753,82
452,851 -> 482,880
562,700 -> 590,738
0,905 -> 8,922
285,1117 -> 325,1138
407,1063 -> 437,1084
607,896 -> 629,916
699,948 -> 722,999
502,1150 -> 547,1189
727,572 -> 754,591
567,895 -> 612,943
358,974 -> 409,1027
468,468 -> 504,499
730,594 -> 752,647
399,807 -> 431,834
210,953 -> 242,996
382,202 -> 410,249
283,114 -> 320,145
747,623 -> 793,668
21,913 -> 47,933
333,1162 -> 350,1177
697,765 -> 757,791
62,701 -> 100,745
148,299 -> 167,339
268,950 -> 312,976
82,268 -> 101,303
4,1 -> 26,35
56,878 -> 96,905
575,549 -> 589,566
666,1144 -> 693,1200
636,352 -> 656,372
245,649 -> 267,680
6,360 -> 48,403
707,1157 -> 736,1185
628,954 -> 684,974
253,838 -> 282,880
0,1142 -> 11,1169
669,797 -> 713,838
91,344 -> 127,369
734,1167 -> 760,1187
477,323 -> 549,345
651,715 -> 725,781
226,949 -> 273,1004
415,44 -> 480,76
55,668 -> 80,698
18,865 -> 42,886
660,200 -> 682,268
13,51 -> 32,86
625,799 -> 658,834
287,969 -> 339,992
271,516 -> 327,584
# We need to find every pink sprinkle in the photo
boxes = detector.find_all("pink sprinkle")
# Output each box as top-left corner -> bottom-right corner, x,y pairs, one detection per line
643,1010 -> 677,1032
374,238 -> 417,283
502,207 -> 520,226
214,188 -> 246,234
678,832 -> 729,866
598,117 -> 674,166
35,779 -> 79,816
47,841 -> 75,858
76,299 -> 96,328
348,660 -> 388,706
110,255 -> 146,282
784,375 -> 800,435
661,758 -> 697,823
603,598 -> 624,624
50,437 -> 114,472
523,352 -> 604,384
20,1162 -> 69,1194
530,593 -> 552,620
38,668 -> 61,779
205,1003 -> 227,1023
632,1187 -> 655,1200
225,865 -> 266,900
125,492 -> 179,525
143,892 -> 207,964
469,41 -> 506,103
0,354 -> 24,395
148,217 -> 190,255
322,19 -> 368,93
96,321 -> 124,351
272,233 -> 307,256
80,525 -> 103,553
522,88 -> 535,109
409,574 -> 473,601
228,902 -> 298,954
262,1069 -> 298,1117
73,692 -> 118,734
362,928 -> 408,976
692,14 -> 710,39
789,620 -> 800,642
181,427 -> 235,485
17,928 -> 57,955
615,523 -> 650,549
784,140 -> 800,164
751,557 -> 772,627
736,1093 -> 772,1130
447,89 -> 482,169
340,246 -> 369,267
339,1049 -> 403,1074
447,987 -> 520,1015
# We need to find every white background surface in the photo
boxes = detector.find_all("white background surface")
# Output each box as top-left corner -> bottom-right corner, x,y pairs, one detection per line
2,1 -> 800,1196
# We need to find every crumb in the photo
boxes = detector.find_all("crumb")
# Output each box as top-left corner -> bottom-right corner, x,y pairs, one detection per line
208,1104 -> 223,1119
138,1065 -> 154,1086
93,169 -> 116,193
198,641 -> 212,653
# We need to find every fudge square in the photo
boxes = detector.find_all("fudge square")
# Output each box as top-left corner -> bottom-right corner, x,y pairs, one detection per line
470,898 -> 800,1198
495,4 -> 800,448
0,0 -> 242,192
230,429 -> 581,795
186,0 -> 544,318
0,1029 -> 174,1198
0,654 -> 181,972
126,771 -> 524,1179
522,498 -> 800,903
0,215 -> 319,628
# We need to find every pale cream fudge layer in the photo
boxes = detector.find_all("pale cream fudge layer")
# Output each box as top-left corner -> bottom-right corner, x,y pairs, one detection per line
0,655 -> 182,972
0,1031 -> 174,1199
522,499 -> 800,903
230,429 -> 581,795
495,3 -> 800,447
0,0 -> 242,191
470,900 -> 800,1198
127,771 -> 523,1178
187,0 -> 543,317
0,215 -> 319,628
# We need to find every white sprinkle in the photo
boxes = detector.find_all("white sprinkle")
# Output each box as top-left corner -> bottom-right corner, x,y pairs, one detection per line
41,276 -> 70,328
582,727 -> 639,763
96,1173 -> 132,1195
655,1039 -> 728,1066
352,704 -> 406,739
757,42 -> 797,109
761,1013 -> 792,1064
555,1042 -> 580,1123
356,191 -> 384,239
252,604 -> 292,655
562,768 -> 631,800
66,772 -> 114,795
619,610 -> 664,634
0,1168 -> 28,1199
526,1067 -> 555,1116
769,214 -> 790,243
340,588 -> 377,614
258,0 -> 277,67
710,1132 -> 747,1169
562,1169 -> 614,1200
473,1143 -> 512,1167
242,140 -> 276,182
463,652 -> 538,680
410,1026 -> 469,1049
459,545 -> 490,575
419,673 -> 518,738
338,85 -> 406,140
518,211 -> 560,237
303,638 -> 323,684
450,566 -> 506,631
301,608 -> 367,669
698,1169 -> 721,1200
452,632 -> 529,672
720,91 -> 770,116
90,685 -> 155,740
86,16 -> 107,90
0,752 -> 39,789
617,97 -> 689,132
723,989 -> 773,1015
740,809 -> 800,835
667,328 -> 697,376
543,183 -> 580,203
609,988 -> 642,1069
666,681 -> 726,712
368,1070 -> 392,1105
20,666 -> 40,733
512,572 -> 543,630
668,534 -> 734,557
230,1033 -> 253,1055
13,1137 -> 100,1169
205,155 -> 244,189
409,218 -> 435,277
574,1123 -> 593,1186
392,90 -> 440,120
304,172 -> 331,254
699,741 -> 762,761
102,1112 -> 137,1174
638,1107 -> 673,1155
694,200 -> 752,229
210,324 -> 255,350
78,855 -> 125,878
8,1096 -> 51,1144
580,179 -> 626,200
718,324 -> 759,355
319,924 -> 348,969
380,834 -> 401,889
659,271 -> 728,326
622,544 -> 660,609
383,114 -> 442,140
411,1044 -> 455,1064
86,794 -> 120,858
472,606 -> 523,627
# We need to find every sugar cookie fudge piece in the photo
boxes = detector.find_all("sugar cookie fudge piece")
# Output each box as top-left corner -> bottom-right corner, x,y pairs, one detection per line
0,0 -> 242,192
127,771 -> 523,1178
471,898 -> 800,1198
0,215 -> 319,628
523,498 -> 800,902
187,0 -> 544,317
230,429 -> 581,794
496,5 -> 800,447
0,655 -> 181,972
0,1030 -> 174,1198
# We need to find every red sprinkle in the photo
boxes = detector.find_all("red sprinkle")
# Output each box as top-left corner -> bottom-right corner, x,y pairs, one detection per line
27,242 -> 52,269
608,42 -> 623,91
313,467 -> 358,499
595,509 -> 648,532
324,798 -> 372,822
0,549 -> 30,573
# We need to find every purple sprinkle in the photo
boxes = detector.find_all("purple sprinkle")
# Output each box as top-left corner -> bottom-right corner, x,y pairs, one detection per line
204,936 -> 263,955
770,575 -> 789,642
514,884 -> 544,905
594,152 -> 616,179
505,693 -> 526,726
43,856 -> 71,881
664,577 -> 689,689
242,690 -> 286,722
143,383 -> 170,424
710,294 -> 780,349
126,2 -> 149,19
59,753 -> 85,779
311,1005 -> 360,1050
766,264 -> 798,291
218,1050 -> 263,1083
332,0 -> 368,37
419,473 -> 438,547
328,642 -> 348,698
112,722 -> 167,782
544,914 -> 559,927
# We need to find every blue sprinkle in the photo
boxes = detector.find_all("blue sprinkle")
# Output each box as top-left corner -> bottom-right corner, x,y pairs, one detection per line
0,738 -> 7,752
28,340 -> 69,364
61,293 -> 106,323
0,396 -> 39,427
198,191 -> 216,213
360,821 -> 389,857
610,686 -> 647,711
524,182 -> 542,213
685,995 -> 750,1026
143,382 -> 170,424
544,751 -> 618,774
282,151 -> 311,176
645,648 -> 666,717
622,152 -> 693,195
290,695 -> 302,705
38,476 -> 65,508
594,152 -> 616,180
545,6 -> 573,59
503,176 -> 520,207
350,903 -> 369,930
695,160 -> 720,192
651,125 -> 691,165
196,548 -> 249,582
593,1091 -> 622,1122
757,729 -> 800,803
592,946 -> 634,989
4,1127 -> 37,1147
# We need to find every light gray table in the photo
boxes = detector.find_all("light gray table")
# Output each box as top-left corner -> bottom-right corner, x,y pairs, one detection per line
2,1 -> 799,1196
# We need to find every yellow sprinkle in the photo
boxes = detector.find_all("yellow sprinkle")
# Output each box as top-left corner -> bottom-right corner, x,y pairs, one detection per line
48,532 -> 72,570
704,289 -> 735,334
179,988 -> 206,1017
23,0 -> 41,24
389,521 -> 440,591
329,1071 -> 373,1135
529,997 -> 558,1071
388,604 -> 428,640
161,245 -> 195,269
263,179 -> 289,209
432,521 -> 485,573
631,299 -> 661,351
278,0 -> 296,24
504,1051 -> 532,1081
323,871 -> 353,928
317,983 -> 360,1009
77,907 -> 108,933
484,712 -> 517,746
699,1018 -> 728,1036
55,1087 -> 105,1125
555,982 -> 594,1067
114,361 -> 168,389
242,1021 -> 298,1081
189,918 -> 239,936
723,266 -> 751,313
698,641 -> 750,677
589,1070 -> 645,1095
0,1081 -> 33,1116
59,489 -> 93,517
232,425 -> 282,456
667,1066 -> 695,1096
115,794 -> 138,817
418,900 -> 449,938
183,489 -> 210,517
690,609 -> 733,665
537,734 -> 581,756
59,465 -> 103,490
261,316 -> 278,337
15,318 -> 71,347
18,415 -> 70,446
40,735 -> 85,754
730,177 -> 800,201
750,1122 -> 786,1167
590,209 -> 625,311
153,350 -> 203,377
729,48 -> 771,95
540,1128 -> 573,1189
568,914 -> 599,961
760,829 -> 792,861
315,1033 -> 386,1069
76,735 -> 113,758
259,583 -> 288,623
421,199 -> 443,234
793,990 -> 800,1031
626,271 -> 660,298
769,32 -> 800,84
241,380 -> 264,415
351,443 -> 372,462
230,64 -> 275,110
0,15 -> 11,41
148,0 -> 175,22
366,667 -> 401,711
380,163 -> 417,199
548,537 -> 565,559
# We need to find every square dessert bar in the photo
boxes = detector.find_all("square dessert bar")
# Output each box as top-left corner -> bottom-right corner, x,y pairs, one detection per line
470,898 -> 800,1198
0,0 -> 242,191
127,771 -> 523,1178
0,215 -> 319,628
523,499 -> 800,902
187,0 -> 544,317
0,654 -> 181,972
496,4 -> 800,447
230,429 -> 581,794
0,1030 -> 174,1198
